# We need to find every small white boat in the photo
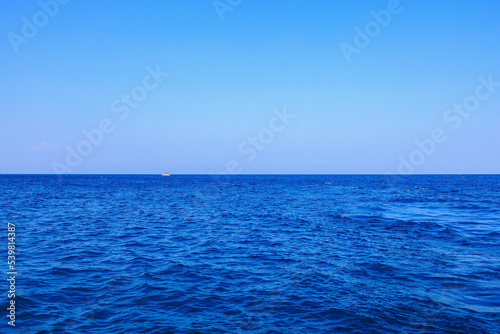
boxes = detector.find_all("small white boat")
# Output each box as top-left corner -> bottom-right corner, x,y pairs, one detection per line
162,172 -> 170,176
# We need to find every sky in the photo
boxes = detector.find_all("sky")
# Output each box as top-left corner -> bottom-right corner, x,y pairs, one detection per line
1,0 -> 499,174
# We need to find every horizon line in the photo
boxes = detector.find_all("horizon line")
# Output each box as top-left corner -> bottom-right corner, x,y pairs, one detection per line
1,173 -> 499,176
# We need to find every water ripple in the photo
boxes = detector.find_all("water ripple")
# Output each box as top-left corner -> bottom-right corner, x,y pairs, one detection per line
0,175 -> 499,333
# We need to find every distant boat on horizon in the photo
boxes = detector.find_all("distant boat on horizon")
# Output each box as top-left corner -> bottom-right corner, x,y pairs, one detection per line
162,172 -> 170,176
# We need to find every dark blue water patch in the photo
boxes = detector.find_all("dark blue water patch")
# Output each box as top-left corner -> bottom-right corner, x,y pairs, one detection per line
0,174 -> 499,333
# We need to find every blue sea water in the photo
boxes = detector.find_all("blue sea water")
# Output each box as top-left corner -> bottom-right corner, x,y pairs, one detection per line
1,174 -> 499,333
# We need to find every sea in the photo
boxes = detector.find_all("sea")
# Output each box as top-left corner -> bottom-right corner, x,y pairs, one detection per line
1,174 -> 499,333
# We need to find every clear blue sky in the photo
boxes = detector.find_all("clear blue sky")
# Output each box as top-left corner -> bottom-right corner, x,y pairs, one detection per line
1,0 -> 499,174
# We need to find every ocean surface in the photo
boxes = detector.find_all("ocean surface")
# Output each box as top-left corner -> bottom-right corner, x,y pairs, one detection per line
1,174 -> 499,333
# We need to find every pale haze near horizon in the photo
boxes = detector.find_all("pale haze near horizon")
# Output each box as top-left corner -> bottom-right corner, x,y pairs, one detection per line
1,1 -> 499,174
